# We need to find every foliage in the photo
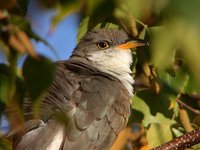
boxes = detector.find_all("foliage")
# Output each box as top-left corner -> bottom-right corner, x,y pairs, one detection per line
0,0 -> 200,149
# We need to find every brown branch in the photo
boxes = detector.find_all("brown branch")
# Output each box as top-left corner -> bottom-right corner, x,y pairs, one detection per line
177,99 -> 200,116
151,128 -> 200,150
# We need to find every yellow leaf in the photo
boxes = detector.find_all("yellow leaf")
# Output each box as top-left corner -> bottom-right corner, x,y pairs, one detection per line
9,34 -> 26,53
140,145 -> 150,150
16,30 -> 38,58
110,128 -> 130,150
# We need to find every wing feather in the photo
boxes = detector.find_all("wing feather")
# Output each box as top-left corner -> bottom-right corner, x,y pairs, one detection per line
13,60 -> 131,150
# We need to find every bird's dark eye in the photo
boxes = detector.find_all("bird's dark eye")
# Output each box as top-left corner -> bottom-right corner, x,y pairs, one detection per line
97,41 -> 110,49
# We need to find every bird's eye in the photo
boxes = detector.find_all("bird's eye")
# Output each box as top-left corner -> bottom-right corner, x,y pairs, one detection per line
97,41 -> 110,49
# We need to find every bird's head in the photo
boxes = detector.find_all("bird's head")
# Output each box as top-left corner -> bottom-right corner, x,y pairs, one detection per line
72,28 -> 147,74
71,28 -> 148,95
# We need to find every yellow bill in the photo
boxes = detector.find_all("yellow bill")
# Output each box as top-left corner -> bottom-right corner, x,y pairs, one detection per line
116,39 -> 148,49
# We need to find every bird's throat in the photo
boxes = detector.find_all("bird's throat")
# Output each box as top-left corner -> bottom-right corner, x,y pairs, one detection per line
87,48 -> 134,96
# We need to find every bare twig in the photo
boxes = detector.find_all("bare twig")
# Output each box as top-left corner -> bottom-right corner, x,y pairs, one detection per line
151,128 -> 200,150
177,99 -> 200,116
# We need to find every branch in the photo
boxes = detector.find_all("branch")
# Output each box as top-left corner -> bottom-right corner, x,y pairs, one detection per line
177,99 -> 200,116
151,128 -> 200,150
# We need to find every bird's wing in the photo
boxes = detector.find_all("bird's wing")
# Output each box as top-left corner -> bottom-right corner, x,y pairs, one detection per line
13,60 -> 131,150
12,119 -> 67,150
60,61 -> 131,150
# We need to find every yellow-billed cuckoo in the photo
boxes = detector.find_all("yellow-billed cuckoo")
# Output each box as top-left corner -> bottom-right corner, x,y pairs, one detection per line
12,28 -> 147,150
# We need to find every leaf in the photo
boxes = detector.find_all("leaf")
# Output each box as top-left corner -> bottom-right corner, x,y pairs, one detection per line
150,20 -> 200,96
150,26 -> 176,69
9,34 -> 26,53
7,13 -> 58,59
132,95 -> 151,122
51,1 -> 80,27
77,18 -> 120,43
87,0 -> 116,29
9,15 -> 30,31
140,145 -> 150,150
110,124 -> 145,150
184,77 -> 200,95
158,62 -> 200,129
115,0 -> 150,21
15,76 -> 26,106
110,129 -> 128,150
23,56 -> 55,101
0,137 -> 12,150
77,17 -> 89,43
153,113 -> 176,126
166,0 -> 200,25
147,123 -> 173,148
93,22 -> 119,30
168,94 -> 178,111
138,26 -> 147,40
8,30 -> 38,58
157,67 -> 189,95
0,64 -> 11,103
9,15 -> 58,57
15,30 -> 37,58
132,95 -> 176,127
0,39 -> 10,60
171,127 -> 183,137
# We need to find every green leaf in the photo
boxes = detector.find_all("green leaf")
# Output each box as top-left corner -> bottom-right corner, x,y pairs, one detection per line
150,26 -> 176,69
138,26 -> 147,39
168,94 -> 179,117
157,67 -> 189,94
132,95 -> 176,127
0,137 -> 12,150
23,56 -> 55,101
9,15 -> 30,31
77,17 -> 89,43
77,18 -> 120,43
93,22 -> 119,30
0,39 -> 10,60
147,123 -> 173,148
157,62 -> 200,95
134,90 -> 172,115
51,1 -> 80,27
9,15 -> 58,58
166,0 -> 200,25
190,144 -> 200,150
171,127 -> 183,137
184,77 -> 200,95
132,95 -> 151,120
87,0 -> 116,29
115,0 -> 150,20
150,21 -> 200,95
0,64 -> 11,103
15,76 -> 26,106
153,113 -> 176,126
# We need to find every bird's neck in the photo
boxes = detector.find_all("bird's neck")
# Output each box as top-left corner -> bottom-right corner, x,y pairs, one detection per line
86,49 -> 134,97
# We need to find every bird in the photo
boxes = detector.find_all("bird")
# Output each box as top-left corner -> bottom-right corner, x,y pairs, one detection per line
11,28 -> 147,150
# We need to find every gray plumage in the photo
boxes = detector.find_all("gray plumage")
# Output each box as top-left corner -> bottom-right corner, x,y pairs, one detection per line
11,29 -> 143,150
